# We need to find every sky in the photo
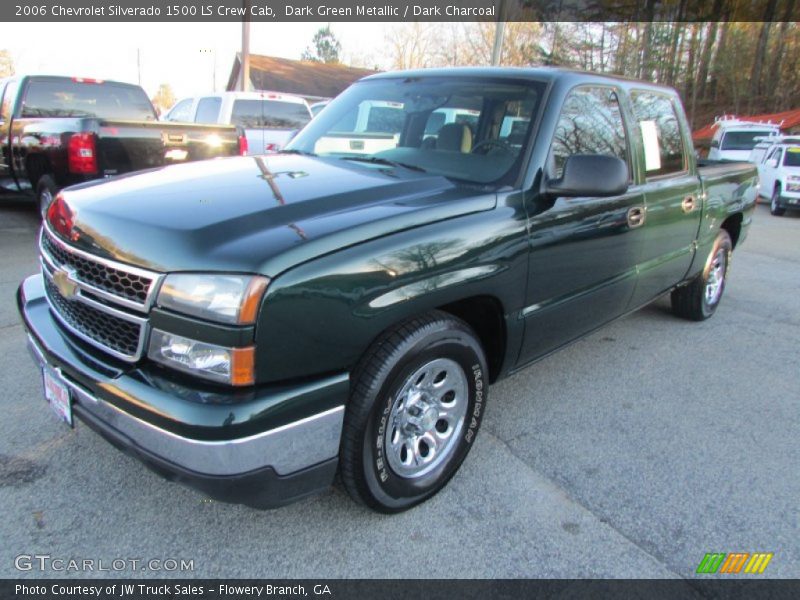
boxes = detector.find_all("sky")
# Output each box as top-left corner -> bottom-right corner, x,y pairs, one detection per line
1,22 -> 391,99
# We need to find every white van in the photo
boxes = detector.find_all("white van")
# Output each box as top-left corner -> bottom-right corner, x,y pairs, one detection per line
708,116 -> 781,162
164,91 -> 312,154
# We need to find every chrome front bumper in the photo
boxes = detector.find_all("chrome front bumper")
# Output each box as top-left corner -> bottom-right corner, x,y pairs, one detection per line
28,332 -> 343,477
19,274 -> 347,507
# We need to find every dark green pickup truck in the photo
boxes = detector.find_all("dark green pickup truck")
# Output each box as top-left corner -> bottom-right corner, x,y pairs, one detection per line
17,68 -> 757,512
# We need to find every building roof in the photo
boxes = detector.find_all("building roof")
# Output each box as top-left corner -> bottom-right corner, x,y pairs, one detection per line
226,54 -> 378,100
693,109 -> 800,141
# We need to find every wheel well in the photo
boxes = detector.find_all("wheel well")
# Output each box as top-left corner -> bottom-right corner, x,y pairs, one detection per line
26,155 -> 51,188
721,213 -> 743,249
438,296 -> 506,383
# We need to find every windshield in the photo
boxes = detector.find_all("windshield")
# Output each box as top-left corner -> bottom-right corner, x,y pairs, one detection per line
231,99 -> 311,130
21,79 -> 156,120
784,148 -> 800,167
286,76 -> 544,186
720,130 -> 776,151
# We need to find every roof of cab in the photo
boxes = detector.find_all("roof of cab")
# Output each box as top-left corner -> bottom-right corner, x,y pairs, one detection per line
361,66 -> 679,94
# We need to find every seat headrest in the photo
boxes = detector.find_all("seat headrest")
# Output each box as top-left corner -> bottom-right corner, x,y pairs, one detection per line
436,123 -> 473,153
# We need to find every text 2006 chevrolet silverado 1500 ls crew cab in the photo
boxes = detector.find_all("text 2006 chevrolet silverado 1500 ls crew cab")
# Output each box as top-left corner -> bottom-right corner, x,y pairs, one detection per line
0,75 -> 246,214
18,68 -> 757,512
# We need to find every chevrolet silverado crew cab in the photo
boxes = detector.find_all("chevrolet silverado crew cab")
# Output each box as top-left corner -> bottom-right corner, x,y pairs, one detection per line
18,68 -> 757,513
0,75 -> 246,214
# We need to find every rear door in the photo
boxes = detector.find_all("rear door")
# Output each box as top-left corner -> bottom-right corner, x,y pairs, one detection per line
627,90 -> 703,307
518,85 -> 645,364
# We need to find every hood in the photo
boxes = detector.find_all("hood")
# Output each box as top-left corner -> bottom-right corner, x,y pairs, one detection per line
54,155 -> 495,275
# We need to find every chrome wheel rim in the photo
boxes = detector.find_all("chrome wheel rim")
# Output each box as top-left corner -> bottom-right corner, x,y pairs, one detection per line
705,248 -> 727,305
39,188 -> 53,216
385,358 -> 468,479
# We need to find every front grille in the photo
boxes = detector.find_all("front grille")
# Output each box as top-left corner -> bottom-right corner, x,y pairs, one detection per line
42,232 -> 154,306
44,276 -> 143,360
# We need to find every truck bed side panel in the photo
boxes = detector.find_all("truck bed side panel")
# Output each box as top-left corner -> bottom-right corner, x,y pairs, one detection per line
691,161 -> 758,276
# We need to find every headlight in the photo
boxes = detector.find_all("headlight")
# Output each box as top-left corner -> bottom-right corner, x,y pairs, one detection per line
156,274 -> 269,324
148,329 -> 255,386
787,176 -> 800,192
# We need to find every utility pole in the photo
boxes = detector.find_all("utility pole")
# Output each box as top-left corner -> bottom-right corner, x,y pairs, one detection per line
241,0 -> 251,91
136,48 -> 142,85
491,0 -> 507,66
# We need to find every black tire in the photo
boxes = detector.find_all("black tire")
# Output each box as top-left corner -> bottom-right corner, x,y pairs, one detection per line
340,311 -> 488,513
36,175 -> 58,218
770,185 -> 786,216
671,229 -> 732,321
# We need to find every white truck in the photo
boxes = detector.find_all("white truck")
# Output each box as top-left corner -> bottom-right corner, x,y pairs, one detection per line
164,91 -> 312,155
749,136 -> 800,216
708,116 -> 781,162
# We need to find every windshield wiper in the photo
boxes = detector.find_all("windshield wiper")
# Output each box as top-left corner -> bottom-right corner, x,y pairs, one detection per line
279,149 -> 317,157
341,155 -> 427,173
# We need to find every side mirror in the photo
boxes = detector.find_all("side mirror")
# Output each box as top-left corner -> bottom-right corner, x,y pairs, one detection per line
769,158 -> 779,168
710,140 -> 720,148
545,155 -> 629,198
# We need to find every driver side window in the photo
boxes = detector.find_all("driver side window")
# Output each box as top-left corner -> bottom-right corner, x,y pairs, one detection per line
549,86 -> 629,179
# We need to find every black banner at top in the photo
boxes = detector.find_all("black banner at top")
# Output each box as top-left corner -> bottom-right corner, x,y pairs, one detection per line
2,0 -> 800,23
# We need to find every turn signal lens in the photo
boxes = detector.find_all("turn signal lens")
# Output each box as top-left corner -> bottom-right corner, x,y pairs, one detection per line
147,329 -> 255,386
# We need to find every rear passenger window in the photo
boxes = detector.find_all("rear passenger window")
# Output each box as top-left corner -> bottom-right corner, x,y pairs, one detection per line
194,97 -> 221,124
549,86 -> 628,178
631,92 -> 686,177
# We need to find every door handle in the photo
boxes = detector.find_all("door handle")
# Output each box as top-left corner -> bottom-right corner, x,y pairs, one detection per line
682,196 -> 696,213
627,206 -> 646,228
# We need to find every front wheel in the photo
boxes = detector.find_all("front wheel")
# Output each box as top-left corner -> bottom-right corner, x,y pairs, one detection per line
671,230 -> 732,321
339,311 -> 488,513
770,185 -> 786,216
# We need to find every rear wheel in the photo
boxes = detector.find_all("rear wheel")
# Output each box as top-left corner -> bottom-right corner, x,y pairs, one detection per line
671,229 -> 732,321
36,175 -> 58,218
339,311 -> 488,513
770,184 -> 786,216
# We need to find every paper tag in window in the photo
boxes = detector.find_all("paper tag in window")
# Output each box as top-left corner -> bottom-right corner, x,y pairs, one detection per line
640,120 -> 661,171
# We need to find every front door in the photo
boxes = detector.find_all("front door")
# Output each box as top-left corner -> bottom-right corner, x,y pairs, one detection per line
518,85 -> 645,365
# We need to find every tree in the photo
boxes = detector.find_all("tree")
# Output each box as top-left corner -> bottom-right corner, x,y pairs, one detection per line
301,26 -> 341,64
0,50 -> 14,77
151,83 -> 176,114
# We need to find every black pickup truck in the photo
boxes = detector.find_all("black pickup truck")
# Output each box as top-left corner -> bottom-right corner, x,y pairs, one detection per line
0,75 -> 245,214
17,68 -> 757,512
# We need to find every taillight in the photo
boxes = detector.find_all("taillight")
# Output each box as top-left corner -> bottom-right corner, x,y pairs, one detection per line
67,132 -> 98,175
238,134 -> 248,156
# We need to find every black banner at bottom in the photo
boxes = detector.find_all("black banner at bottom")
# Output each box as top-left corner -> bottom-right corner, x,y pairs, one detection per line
2,579 -> 800,600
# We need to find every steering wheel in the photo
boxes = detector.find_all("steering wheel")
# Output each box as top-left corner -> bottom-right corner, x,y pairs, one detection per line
471,139 -> 515,155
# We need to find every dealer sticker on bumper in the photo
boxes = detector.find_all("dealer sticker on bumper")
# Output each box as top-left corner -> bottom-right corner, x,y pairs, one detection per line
43,367 -> 72,427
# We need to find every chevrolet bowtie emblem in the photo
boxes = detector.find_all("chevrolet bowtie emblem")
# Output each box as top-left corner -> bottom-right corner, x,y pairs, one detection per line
52,267 -> 79,300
